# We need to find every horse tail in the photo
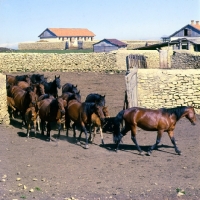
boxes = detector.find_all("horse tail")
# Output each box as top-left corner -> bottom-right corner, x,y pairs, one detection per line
113,110 -> 125,143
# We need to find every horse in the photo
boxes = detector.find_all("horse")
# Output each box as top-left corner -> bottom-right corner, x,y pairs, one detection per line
25,106 -> 38,138
6,74 -> 31,86
88,106 -> 110,145
85,93 -> 106,106
9,86 -> 38,126
64,99 -> 105,149
62,83 -> 79,94
62,91 -> 81,103
16,81 -> 45,97
38,96 -> 67,141
43,75 -> 61,98
30,74 -> 45,84
113,106 -> 196,156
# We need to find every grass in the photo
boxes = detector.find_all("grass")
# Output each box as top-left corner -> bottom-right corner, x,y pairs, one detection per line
0,49 -> 93,54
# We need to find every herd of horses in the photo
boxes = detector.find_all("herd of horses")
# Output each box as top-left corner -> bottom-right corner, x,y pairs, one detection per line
6,73 -> 197,155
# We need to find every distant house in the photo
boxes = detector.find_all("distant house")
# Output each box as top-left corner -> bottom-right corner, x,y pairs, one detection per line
161,20 -> 200,51
135,20 -> 200,52
38,28 -> 96,48
93,39 -> 127,52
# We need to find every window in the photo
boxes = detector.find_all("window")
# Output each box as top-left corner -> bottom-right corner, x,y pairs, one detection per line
184,29 -> 191,37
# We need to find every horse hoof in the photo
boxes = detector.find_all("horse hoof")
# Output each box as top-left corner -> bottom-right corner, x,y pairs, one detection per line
85,145 -> 89,149
147,151 -> 151,156
76,141 -> 81,145
101,140 -> 105,145
177,151 -> 182,155
139,151 -> 145,156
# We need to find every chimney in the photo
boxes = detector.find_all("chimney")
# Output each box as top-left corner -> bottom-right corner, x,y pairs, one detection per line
191,20 -> 194,25
196,21 -> 199,25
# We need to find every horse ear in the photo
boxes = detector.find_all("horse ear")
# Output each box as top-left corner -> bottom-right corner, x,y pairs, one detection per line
58,75 -> 60,78
75,85 -> 77,88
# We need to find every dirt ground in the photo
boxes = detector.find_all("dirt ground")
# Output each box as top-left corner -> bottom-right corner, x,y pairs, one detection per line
0,72 -> 200,200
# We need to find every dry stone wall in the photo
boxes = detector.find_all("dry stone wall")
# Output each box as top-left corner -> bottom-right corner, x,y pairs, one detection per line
0,73 -> 10,124
137,69 -> 200,114
171,51 -> 200,69
18,42 -> 66,50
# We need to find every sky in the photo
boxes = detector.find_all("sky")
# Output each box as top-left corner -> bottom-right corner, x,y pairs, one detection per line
0,0 -> 200,49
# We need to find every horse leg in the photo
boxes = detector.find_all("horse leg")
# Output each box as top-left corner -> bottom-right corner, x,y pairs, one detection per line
41,120 -> 45,135
89,125 -> 95,144
99,127 -> 104,145
147,130 -> 163,156
115,125 -> 129,152
130,125 -> 143,155
36,115 -> 41,133
33,119 -> 37,136
168,130 -> 181,155
57,120 -> 62,140
47,122 -> 51,141
72,123 -> 77,138
80,123 -> 89,149
26,122 -> 31,138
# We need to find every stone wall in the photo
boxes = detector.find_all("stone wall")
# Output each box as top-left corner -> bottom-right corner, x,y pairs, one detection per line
171,50 -> 200,69
0,73 -> 10,124
18,42 -> 66,50
137,69 -> 200,114
0,53 -> 118,73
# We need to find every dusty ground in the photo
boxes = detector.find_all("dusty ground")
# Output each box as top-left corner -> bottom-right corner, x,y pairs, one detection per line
0,72 -> 200,200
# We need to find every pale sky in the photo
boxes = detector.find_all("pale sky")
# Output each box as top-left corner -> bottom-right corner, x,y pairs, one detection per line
0,0 -> 200,49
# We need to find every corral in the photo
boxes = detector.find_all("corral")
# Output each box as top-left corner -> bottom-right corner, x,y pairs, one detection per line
0,50 -> 200,199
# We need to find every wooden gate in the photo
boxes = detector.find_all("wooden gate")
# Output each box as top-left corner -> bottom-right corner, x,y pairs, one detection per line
124,54 -> 147,109
159,50 -> 168,68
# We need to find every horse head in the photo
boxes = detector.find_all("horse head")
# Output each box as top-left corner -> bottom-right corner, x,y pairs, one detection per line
57,97 -> 65,115
55,75 -> 61,89
25,75 -> 31,85
94,104 -> 105,123
25,87 -> 38,106
102,106 -> 110,118
185,106 -> 196,125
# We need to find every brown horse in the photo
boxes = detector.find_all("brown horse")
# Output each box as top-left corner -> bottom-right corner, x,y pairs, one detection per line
88,106 -> 110,145
64,99 -> 105,149
9,86 -> 38,126
25,106 -> 38,138
17,81 -> 45,97
38,97 -> 66,141
113,106 -> 196,156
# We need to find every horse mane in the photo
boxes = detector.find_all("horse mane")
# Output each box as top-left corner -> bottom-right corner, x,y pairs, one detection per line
161,106 -> 187,120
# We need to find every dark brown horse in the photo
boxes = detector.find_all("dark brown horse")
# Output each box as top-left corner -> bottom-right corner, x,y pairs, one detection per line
6,74 -> 31,86
64,99 -> 105,148
9,86 -> 38,126
43,75 -> 61,98
62,83 -> 79,94
113,106 -> 196,155
85,93 -> 106,106
38,97 -> 67,141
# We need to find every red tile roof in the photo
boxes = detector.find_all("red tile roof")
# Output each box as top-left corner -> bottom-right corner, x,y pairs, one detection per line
48,28 -> 95,37
191,24 -> 200,30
